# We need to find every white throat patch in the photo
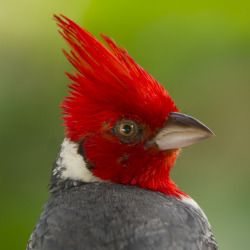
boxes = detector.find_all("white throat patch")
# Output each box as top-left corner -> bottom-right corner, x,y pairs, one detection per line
53,138 -> 101,183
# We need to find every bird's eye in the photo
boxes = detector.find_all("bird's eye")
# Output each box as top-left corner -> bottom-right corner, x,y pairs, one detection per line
118,122 -> 135,137
113,119 -> 141,143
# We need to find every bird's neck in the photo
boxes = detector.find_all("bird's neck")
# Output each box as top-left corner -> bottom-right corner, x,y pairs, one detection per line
49,138 -> 187,199
49,138 -> 100,193
123,157 -> 187,198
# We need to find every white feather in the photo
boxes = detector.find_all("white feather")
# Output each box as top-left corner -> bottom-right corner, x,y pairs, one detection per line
55,138 -> 101,183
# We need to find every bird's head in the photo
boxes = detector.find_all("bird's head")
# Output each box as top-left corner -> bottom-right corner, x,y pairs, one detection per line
53,15 -> 214,198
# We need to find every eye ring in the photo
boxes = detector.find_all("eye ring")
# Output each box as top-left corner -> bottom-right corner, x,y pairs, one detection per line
113,119 -> 141,143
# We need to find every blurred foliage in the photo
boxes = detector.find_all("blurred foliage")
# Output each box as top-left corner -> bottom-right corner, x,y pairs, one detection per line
1,0 -> 250,249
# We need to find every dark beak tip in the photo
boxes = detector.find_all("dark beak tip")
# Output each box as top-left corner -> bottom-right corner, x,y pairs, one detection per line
150,112 -> 215,151
205,128 -> 215,137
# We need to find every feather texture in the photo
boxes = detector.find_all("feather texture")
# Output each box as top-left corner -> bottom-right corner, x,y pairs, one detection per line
54,14 -> 177,141
28,183 -> 218,250
52,15 -> 186,197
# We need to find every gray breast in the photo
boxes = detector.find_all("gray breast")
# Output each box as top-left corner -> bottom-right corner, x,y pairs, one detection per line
27,182 -> 218,250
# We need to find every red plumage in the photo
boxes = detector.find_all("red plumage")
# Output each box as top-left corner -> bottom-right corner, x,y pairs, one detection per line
54,14 -> 186,198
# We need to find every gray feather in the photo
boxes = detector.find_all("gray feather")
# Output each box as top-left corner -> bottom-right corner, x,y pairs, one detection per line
27,182 -> 218,250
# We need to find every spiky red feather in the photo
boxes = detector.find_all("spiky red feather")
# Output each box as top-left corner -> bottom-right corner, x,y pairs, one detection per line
54,14 -> 186,198
54,14 -> 177,140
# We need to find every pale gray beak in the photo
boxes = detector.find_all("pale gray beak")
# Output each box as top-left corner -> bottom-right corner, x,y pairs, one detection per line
148,112 -> 214,151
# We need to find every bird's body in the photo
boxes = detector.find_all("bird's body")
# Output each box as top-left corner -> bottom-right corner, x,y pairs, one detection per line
28,183 -> 217,250
28,15 -> 218,249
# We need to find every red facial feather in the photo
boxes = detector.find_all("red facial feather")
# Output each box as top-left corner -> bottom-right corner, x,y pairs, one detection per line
54,14 -> 186,198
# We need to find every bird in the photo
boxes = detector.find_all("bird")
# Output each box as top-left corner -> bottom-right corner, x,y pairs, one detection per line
27,14 -> 218,250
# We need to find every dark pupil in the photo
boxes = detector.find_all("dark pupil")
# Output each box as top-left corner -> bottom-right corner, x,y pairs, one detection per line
121,124 -> 132,134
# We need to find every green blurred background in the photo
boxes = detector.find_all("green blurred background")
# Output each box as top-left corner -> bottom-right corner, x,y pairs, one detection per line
1,0 -> 250,249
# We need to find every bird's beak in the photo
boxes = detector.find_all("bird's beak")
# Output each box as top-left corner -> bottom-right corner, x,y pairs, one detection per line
147,112 -> 214,151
